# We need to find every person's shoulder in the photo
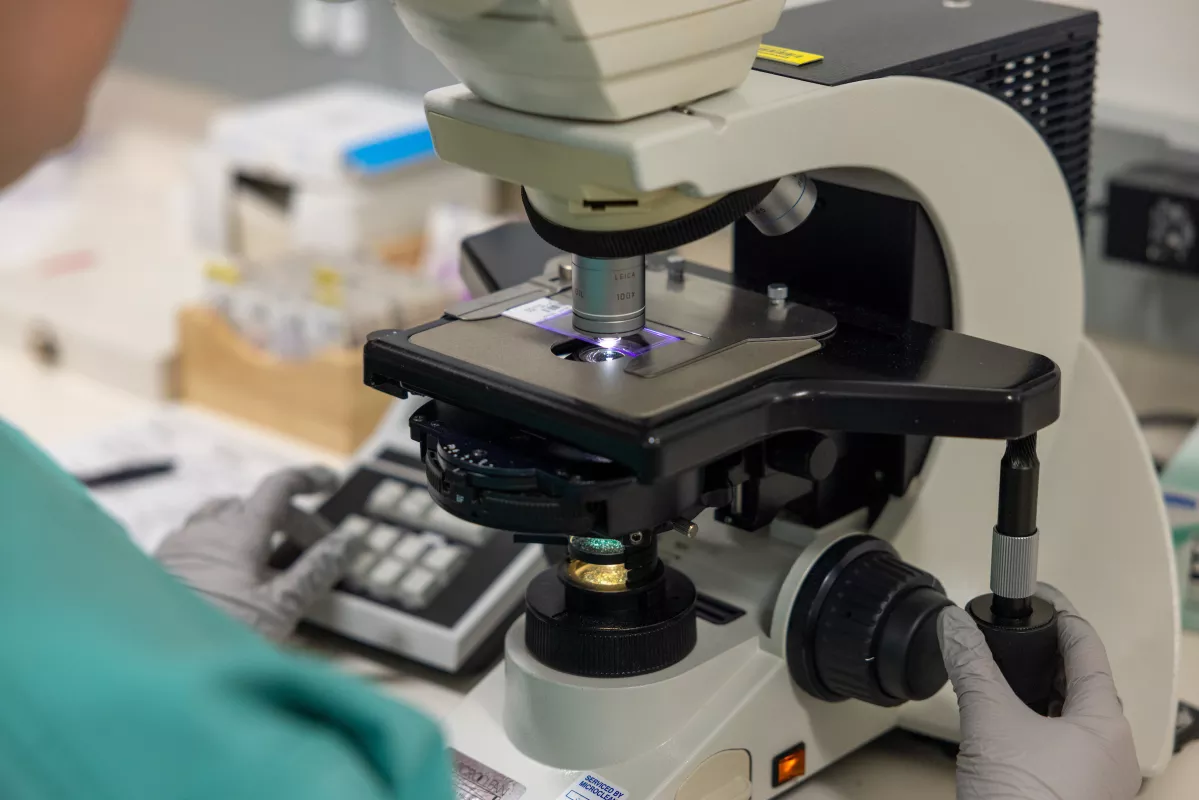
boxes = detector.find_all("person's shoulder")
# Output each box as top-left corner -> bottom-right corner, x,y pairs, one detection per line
0,417 -> 33,449
0,417 -> 103,524
0,418 -> 52,459
0,418 -> 75,485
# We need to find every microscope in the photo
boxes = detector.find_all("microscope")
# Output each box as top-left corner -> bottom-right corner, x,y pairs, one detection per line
367,0 -> 1179,796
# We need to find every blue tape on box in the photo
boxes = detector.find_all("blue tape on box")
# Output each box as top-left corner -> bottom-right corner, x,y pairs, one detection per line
344,127 -> 435,176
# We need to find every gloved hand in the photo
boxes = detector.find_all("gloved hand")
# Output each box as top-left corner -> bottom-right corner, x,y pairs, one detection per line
156,467 -> 358,642
939,584 -> 1141,800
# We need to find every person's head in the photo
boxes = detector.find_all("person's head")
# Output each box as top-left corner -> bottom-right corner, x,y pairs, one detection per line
0,0 -> 131,187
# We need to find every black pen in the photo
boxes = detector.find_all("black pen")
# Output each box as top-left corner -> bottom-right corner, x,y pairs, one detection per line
74,460 -> 176,490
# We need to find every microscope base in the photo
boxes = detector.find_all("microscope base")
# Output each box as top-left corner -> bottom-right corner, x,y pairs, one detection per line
444,517 -> 898,799
442,342 -> 1178,797
449,641 -> 894,800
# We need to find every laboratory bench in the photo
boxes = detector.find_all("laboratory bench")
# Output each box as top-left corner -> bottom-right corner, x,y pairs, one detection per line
1,67 -> 1198,797
3,345 -> 1199,798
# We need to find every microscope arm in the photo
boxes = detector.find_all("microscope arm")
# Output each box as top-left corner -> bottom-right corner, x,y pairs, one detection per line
422,72 -> 1083,395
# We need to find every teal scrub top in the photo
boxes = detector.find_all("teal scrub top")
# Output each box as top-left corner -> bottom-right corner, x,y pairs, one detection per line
0,420 -> 454,800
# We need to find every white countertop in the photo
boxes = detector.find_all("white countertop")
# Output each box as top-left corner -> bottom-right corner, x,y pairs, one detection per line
2,67 -> 1198,798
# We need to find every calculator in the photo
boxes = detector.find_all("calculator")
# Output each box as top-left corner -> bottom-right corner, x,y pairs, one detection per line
271,400 -> 545,673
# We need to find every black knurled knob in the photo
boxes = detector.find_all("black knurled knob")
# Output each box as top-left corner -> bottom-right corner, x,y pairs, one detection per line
967,594 -> 1059,715
815,551 -> 945,706
788,535 -> 951,707
524,566 -> 697,678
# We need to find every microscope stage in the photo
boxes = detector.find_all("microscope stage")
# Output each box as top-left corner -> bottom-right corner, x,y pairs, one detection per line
366,260 -> 1060,483
409,266 -> 834,424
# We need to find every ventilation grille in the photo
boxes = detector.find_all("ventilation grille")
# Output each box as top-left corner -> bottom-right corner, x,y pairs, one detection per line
694,593 -> 747,626
919,30 -> 1099,226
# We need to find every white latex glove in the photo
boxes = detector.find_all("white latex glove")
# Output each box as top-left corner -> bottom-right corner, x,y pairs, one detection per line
938,584 -> 1141,800
156,467 -> 358,642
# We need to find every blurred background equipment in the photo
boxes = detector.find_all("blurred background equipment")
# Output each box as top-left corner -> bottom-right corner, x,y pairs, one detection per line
178,247 -> 462,453
1105,159 -> 1199,275
0,123 -> 204,402
0,73 -> 505,412
1089,144 -> 1199,358
1066,0 -> 1199,430
1163,426 -> 1199,632
187,83 -> 493,267
198,253 -> 446,360
176,83 -> 507,453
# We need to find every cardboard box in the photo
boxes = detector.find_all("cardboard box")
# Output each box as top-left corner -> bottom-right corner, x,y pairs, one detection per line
177,306 -> 390,454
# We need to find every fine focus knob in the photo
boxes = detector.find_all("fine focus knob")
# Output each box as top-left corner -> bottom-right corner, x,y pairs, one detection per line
787,535 -> 952,707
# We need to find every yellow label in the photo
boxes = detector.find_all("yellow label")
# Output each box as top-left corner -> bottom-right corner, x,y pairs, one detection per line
756,45 -> 824,68
204,260 -> 242,285
312,266 -> 345,308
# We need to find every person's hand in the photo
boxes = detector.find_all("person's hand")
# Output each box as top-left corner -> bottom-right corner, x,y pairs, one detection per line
156,467 -> 359,642
938,584 -> 1141,800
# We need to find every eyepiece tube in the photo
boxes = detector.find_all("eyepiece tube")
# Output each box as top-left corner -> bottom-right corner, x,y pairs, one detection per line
571,255 -> 646,337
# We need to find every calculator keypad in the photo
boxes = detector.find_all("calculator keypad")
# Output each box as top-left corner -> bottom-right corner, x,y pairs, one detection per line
324,479 -> 496,610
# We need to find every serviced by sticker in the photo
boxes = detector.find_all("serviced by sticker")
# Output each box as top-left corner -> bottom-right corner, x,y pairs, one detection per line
557,773 -> 630,800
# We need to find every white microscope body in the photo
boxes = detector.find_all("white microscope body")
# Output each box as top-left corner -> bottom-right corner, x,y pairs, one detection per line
385,1 -> 1180,797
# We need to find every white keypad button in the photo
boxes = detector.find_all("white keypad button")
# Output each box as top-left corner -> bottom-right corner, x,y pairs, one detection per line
349,550 -> 381,582
367,558 -> 408,595
420,531 -> 448,549
334,514 -> 373,539
425,506 -> 492,547
366,524 -> 401,552
396,490 -> 434,520
422,544 -> 467,579
396,566 -> 439,608
393,533 -> 430,564
366,480 -> 407,517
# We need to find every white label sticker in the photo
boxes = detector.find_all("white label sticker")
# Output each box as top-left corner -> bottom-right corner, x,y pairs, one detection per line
557,773 -> 630,800
502,297 -> 571,325
452,750 -> 526,800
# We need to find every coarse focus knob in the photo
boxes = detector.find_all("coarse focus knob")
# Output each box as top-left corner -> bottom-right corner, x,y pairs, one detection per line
787,535 -> 952,707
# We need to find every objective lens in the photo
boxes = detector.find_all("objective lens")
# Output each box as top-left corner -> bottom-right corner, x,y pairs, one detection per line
745,173 -> 818,237
571,254 -> 646,337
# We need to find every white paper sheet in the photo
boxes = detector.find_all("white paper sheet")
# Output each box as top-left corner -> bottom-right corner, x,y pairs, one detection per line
50,408 -> 320,553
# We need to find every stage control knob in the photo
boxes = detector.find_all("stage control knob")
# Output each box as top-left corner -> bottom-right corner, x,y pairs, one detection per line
786,534 -> 952,707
